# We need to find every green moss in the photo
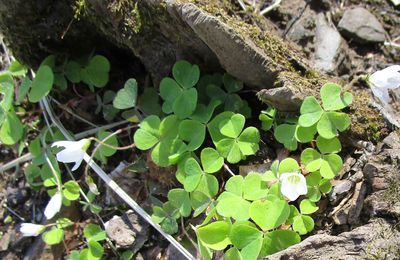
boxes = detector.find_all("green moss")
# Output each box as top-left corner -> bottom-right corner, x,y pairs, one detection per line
108,0 -> 142,34
348,90 -> 386,142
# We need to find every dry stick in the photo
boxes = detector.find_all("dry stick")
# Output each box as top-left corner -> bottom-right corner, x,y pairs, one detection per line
0,120 -> 130,173
236,0 -> 247,11
260,0 -> 282,15
224,163 -> 235,176
40,97 -> 195,260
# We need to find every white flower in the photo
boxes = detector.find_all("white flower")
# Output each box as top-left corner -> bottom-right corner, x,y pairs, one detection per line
44,191 -> 62,219
52,139 -> 91,171
20,223 -> 45,237
279,172 -> 307,201
368,65 -> 400,104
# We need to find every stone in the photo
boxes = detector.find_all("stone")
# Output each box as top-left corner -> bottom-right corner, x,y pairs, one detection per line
268,219 -> 400,259
329,180 -> 354,205
338,7 -> 386,43
313,14 -> 348,74
383,132 -> 400,149
105,211 -> 149,250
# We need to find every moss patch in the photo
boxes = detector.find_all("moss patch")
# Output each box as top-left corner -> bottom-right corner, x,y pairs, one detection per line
348,90 -> 386,142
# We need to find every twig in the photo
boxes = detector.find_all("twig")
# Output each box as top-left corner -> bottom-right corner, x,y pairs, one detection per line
260,0 -> 282,15
40,96 -> 195,260
236,0 -> 247,11
384,41 -> 400,49
224,163 -> 235,176
181,217 -> 199,251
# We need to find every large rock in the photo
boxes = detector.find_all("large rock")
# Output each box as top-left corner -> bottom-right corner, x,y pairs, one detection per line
338,7 -> 387,43
313,14 -> 349,74
268,219 -> 400,259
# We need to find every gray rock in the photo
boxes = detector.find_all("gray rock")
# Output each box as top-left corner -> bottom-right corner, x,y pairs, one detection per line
268,219 -> 400,259
105,211 -> 149,250
383,132 -> 400,149
329,180 -> 354,205
313,14 -> 348,74
338,7 -> 386,43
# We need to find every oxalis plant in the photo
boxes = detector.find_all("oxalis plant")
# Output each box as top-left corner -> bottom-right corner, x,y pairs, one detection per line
1,54 -> 352,259
129,61 -> 352,259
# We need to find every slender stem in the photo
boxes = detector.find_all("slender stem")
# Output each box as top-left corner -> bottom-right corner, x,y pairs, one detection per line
260,0 -> 282,15
181,217 -> 199,251
236,0 -> 247,11
224,163 -> 235,176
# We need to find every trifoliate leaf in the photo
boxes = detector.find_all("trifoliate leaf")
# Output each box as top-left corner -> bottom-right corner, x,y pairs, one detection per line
220,114 -> 245,139
168,189 -> 192,217
278,158 -> 300,174
179,119 -> 206,151
172,60 -> 200,89
216,191 -> 251,221
0,110 -> 23,145
320,83 -> 353,111
317,112 -> 350,139
249,198 -> 290,231
293,215 -> 314,235
42,227 -> 64,245
299,96 -> 323,127
200,148 -> 223,174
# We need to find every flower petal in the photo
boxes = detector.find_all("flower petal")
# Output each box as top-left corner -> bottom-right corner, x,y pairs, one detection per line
44,192 -> 62,219
20,223 -> 45,237
56,148 -> 84,163
71,157 -> 84,171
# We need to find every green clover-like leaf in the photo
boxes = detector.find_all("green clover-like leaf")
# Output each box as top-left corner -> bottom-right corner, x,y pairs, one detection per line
278,158 -> 300,174
179,119 -> 206,151
249,197 -> 290,231
274,124 -> 297,151
301,148 -> 342,179
82,55 -> 110,88
0,110 -> 23,145
160,77 -> 182,114
113,78 -> 138,109
260,230 -> 300,257
320,83 -> 353,111
299,199 -> 318,214
29,65 -> 54,102
168,188 -> 192,217
220,114 -> 245,138
172,60 -> 200,89
317,112 -> 350,139
292,215 -> 314,235
298,96 -> 323,127
42,227 -> 64,245
259,107 -> 276,131
316,136 -> 341,154
183,158 -> 203,192
200,148 -> 223,174
216,191 -> 251,221
242,173 -> 269,201
223,74 -> 243,93
197,221 -> 232,251
173,88 -> 198,119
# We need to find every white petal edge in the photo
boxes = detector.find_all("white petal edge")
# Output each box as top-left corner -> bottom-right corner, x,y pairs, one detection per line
44,192 -> 62,219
